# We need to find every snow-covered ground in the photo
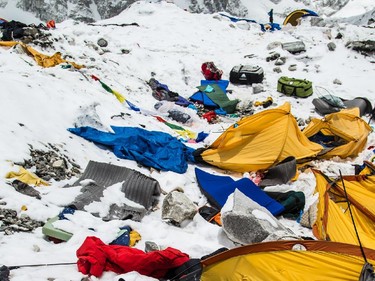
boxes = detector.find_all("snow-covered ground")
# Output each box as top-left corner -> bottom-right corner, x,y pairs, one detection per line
0,1 -> 374,280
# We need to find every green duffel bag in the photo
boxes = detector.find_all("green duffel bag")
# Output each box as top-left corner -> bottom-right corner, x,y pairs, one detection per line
277,76 -> 313,98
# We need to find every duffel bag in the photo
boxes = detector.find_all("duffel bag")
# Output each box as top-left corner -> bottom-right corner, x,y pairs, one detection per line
229,65 -> 264,85
277,76 -> 313,98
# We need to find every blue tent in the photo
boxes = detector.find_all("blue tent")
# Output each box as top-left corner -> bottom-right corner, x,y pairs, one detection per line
68,126 -> 195,174
195,168 -> 285,216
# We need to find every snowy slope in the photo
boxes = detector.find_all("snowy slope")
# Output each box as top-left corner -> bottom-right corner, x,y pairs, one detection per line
0,1 -> 375,280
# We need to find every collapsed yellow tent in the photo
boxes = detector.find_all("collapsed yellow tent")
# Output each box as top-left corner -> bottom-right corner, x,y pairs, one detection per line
195,102 -> 323,172
303,108 -> 372,159
0,41 -> 84,68
313,169 -> 375,250
283,9 -> 319,26
201,240 -> 375,281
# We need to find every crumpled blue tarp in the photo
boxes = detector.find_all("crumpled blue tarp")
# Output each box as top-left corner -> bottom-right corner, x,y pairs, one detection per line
68,126 -> 196,174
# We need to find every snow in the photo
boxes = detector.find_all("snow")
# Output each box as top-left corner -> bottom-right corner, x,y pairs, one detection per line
0,1 -> 375,280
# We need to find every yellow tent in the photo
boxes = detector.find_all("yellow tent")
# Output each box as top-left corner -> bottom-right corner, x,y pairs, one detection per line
312,169 -> 375,250
0,41 -> 84,69
303,108 -> 372,159
283,9 -> 319,26
201,240 -> 375,281
195,102 -> 322,172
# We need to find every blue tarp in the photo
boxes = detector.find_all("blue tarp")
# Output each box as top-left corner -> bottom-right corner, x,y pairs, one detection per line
195,168 -> 285,216
68,126 -> 196,174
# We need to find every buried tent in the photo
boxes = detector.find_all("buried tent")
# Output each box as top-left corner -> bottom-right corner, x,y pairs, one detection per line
312,169 -> 375,250
283,9 -> 318,26
194,102 -> 323,172
303,107 -> 372,159
200,240 -> 375,281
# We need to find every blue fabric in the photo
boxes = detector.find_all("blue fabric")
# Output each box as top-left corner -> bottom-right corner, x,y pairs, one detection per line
189,91 -> 218,108
219,13 -> 257,23
196,131 -> 209,143
260,22 -> 281,32
214,108 -> 227,115
195,168 -> 285,216
175,96 -> 192,107
68,126 -> 195,174
110,226 -> 132,246
302,9 -> 319,17
200,80 -> 229,92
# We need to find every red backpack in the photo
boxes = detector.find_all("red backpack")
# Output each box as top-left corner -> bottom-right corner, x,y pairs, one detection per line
201,62 -> 223,80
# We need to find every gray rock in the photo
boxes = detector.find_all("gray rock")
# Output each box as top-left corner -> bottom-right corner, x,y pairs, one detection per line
282,41 -> 306,54
221,189 -> 292,245
333,78 -> 342,85
97,38 -> 108,48
273,67 -> 282,73
346,40 -> 375,56
266,52 -> 280,62
252,84 -> 264,94
327,42 -> 336,51
274,57 -> 286,66
267,41 -> 282,50
52,159 -> 65,168
288,64 -> 297,71
310,17 -> 326,27
162,190 -> 197,225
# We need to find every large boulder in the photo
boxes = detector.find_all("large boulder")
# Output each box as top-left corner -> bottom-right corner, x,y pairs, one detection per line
221,189 -> 293,245
162,190 -> 197,226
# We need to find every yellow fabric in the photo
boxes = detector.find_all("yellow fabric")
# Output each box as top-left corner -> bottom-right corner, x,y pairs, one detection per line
303,108 -> 372,159
5,167 -> 49,186
313,171 -> 375,249
0,41 -> 84,69
283,10 -> 309,26
202,249 -> 373,281
200,102 -> 322,172
129,230 -> 141,247
112,89 -> 126,104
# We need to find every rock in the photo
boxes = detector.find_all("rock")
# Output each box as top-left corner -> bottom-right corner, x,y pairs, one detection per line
327,42 -> 336,51
221,189 -> 293,245
274,57 -> 286,66
52,159 -> 65,168
252,84 -> 264,94
97,38 -> 108,47
288,64 -> 297,71
33,244 -> 40,252
273,67 -> 282,73
335,32 -> 343,39
333,78 -> 342,85
346,40 -> 375,56
266,52 -> 280,62
266,41 -> 282,50
162,190 -> 197,225
310,17 -> 325,27
282,41 -> 306,54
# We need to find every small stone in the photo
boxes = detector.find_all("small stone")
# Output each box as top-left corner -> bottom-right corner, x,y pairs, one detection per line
33,244 -> 41,252
327,42 -> 336,51
274,57 -> 286,66
288,64 -> 297,71
333,79 -> 342,85
273,67 -> 282,73
97,38 -> 108,47
252,84 -> 264,94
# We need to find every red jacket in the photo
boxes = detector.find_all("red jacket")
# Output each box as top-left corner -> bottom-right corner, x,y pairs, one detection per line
76,236 -> 190,278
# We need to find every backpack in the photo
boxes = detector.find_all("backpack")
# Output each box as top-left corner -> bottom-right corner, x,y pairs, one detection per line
201,62 -> 223,80
277,76 -> 313,98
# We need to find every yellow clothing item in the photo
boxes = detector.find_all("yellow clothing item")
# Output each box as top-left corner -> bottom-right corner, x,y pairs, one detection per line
6,167 -> 49,186
0,41 -> 84,69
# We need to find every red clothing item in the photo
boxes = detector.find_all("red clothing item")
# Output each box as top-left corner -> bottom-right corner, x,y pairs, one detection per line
76,236 -> 190,278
